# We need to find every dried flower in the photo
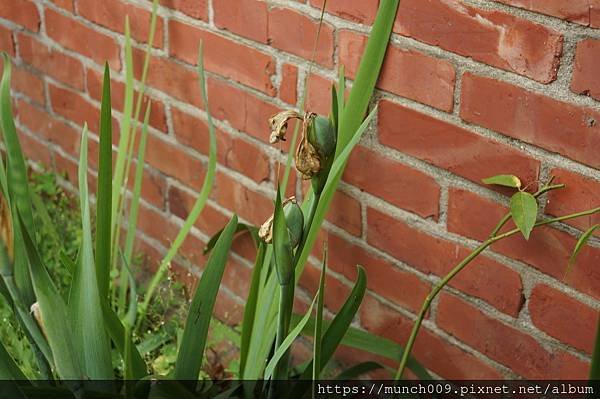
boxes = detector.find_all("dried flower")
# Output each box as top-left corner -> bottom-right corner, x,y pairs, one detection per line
268,110 -> 302,144
30,302 -> 47,339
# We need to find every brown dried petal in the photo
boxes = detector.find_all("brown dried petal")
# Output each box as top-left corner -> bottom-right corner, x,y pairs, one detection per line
295,137 -> 321,179
258,196 -> 298,243
268,110 -> 302,144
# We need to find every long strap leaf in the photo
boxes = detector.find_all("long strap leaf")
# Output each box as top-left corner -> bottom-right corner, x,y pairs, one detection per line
20,212 -> 82,380
174,214 -> 238,383
96,64 -> 113,302
69,124 -> 113,379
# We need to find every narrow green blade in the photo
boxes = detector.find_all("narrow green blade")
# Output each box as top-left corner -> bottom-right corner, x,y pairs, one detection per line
0,337 -> 27,380
0,53 -> 35,306
69,124 -> 113,379
239,242 -> 266,377
264,293 -> 317,380
96,64 -> 113,301
139,42 -> 218,320
590,316 -> 600,380
174,214 -> 238,383
20,213 -> 82,379
335,0 -> 399,154
313,245 -> 327,379
335,361 -> 384,380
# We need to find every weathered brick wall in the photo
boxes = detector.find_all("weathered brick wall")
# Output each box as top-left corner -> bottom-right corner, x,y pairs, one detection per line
1,0 -> 600,379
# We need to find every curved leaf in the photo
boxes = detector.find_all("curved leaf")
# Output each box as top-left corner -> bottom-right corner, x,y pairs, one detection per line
568,224 -> 599,275
174,214 -> 238,383
482,174 -> 521,189
510,191 -> 537,240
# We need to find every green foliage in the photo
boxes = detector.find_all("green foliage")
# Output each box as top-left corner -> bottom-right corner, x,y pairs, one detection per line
510,191 -> 538,240
482,174 -> 522,188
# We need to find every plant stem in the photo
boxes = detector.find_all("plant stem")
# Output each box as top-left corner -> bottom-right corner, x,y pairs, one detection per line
394,206 -> 600,380
273,282 -> 294,379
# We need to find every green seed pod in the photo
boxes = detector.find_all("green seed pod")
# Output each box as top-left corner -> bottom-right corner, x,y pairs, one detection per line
308,115 -> 336,160
283,199 -> 304,248
309,116 -> 336,195
258,197 -> 304,248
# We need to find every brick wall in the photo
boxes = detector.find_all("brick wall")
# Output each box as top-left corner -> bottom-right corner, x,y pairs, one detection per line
1,0 -> 600,379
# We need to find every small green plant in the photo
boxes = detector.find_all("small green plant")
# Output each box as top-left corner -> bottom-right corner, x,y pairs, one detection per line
394,174 -> 600,380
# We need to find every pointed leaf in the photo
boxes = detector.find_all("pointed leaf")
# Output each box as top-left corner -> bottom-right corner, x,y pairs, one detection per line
510,191 -> 537,240
313,245 -> 327,379
335,361 -> 384,380
567,224 -> 600,275
70,124 -> 113,379
96,63 -> 112,301
482,174 -> 521,189
590,316 -> 600,380
174,214 -> 238,382
273,190 -> 293,285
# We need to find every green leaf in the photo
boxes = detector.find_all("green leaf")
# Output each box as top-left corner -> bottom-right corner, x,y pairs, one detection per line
96,63 -> 113,302
69,124 -> 113,380
20,213 -> 82,379
139,41 -> 218,323
567,224 -> 599,276
273,190 -> 294,286
204,223 -> 259,255
482,174 -> 522,189
174,214 -> 238,383
313,245 -> 327,380
264,293 -> 317,380
0,53 -> 35,306
239,242 -> 265,377
295,315 -> 432,380
0,339 -> 27,380
510,191 -> 538,240
335,361 -> 384,380
335,0 -> 399,155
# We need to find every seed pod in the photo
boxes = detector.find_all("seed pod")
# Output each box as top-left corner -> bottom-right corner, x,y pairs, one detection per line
308,116 -> 336,194
283,199 -> 304,248
258,197 -> 304,248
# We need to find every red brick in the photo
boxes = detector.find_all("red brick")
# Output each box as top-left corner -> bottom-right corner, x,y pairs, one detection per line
461,73 -> 600,170
18,131 -> 52,166
50,0 -> 73,11
437,293 -> 589,379
326,191 -> 362,236
360,295 -> 502,379
340,30 -> 455,112
18,34 -> 85,90
497,0 -> 600,26
221,257 -> 252,299
279,63 -> 298,105
571,39 -> 600,100
48,84 -> 101,131
213,0 -> 267,43
168,185 -> 229,236
592,7 -> 600,28
212,171 -> 272,226
145,134 -> 206,190
169,20 -> 275,95
309,0 -> 378,24
86,68 -> 167,132
207,78 -> 280,143
137,203 -> 181,246
305,73 -> 332,116
314,230 -> 431,313
16,100 -> 79,155
132,50 -> 202,109
171,107 -> 270,183
45,9 -> 120,69
77,0 -> 164,47
529,284 -> 598,354
10,66 -> 44,104
0,25 -> 14,56
214,291 -> 244,326
156,0 -> 207,20
367,207 -> 524,316
0,0 -> 40,31
546,168 -> 600,235
299,262 -> 351,311
394,0 -> 562,83
268,8 -> 335,67
380,100 -> 540,189
447,188 -> 600,301
344,145 -> 440,220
